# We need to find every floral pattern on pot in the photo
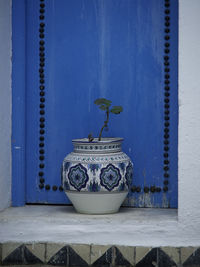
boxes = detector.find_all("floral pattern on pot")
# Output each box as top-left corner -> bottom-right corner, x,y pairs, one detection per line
64,180 -> 70,191
100,164 -> 122,191
68,163 -> 89,191
118,181 -> 126,192
87,181 -> 101,192
125,161 -> 133,188
64,161 -> 71,171
88,164 -> 100,174
118,162 -> 126,173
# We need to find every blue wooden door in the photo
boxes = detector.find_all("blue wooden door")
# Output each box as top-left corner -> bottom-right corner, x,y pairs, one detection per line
23,0 -> 178,207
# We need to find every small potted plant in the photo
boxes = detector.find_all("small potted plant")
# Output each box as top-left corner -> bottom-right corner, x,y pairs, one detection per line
62,98 -> 133,214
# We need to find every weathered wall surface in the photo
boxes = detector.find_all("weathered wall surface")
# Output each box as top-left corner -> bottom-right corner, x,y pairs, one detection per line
0,0 -> 12,211
178,0 -> 200,225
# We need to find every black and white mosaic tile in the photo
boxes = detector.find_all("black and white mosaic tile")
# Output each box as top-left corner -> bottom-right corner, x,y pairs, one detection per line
0,243 -> 200,266
47,245 -> 89,266
135,247 -> 157,267
48,245 -> 68,266
91,246 -> 112,267
2,244 -> 43,265
158,248 -> 177,267
115,246 -> 132,266
183,248 -> 200,266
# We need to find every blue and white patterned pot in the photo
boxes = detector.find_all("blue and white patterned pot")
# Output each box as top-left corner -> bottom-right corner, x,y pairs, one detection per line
62,137 -> 133,214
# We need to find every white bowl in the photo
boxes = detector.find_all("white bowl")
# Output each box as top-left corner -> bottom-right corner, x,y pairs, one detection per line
66,190 -> 128,214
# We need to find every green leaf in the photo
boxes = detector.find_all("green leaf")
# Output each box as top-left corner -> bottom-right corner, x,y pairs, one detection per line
110,106 -> 123,114
99,104 -> 108,110
94,98 -> 111,107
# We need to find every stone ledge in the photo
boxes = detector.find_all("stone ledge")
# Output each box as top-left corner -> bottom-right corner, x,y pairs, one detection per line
0,205 -> 198,246
0,205 -> 200,266
0,243 -> 200,266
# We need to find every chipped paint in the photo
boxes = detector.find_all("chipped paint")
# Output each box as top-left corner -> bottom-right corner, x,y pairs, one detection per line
162,193 -> 170,208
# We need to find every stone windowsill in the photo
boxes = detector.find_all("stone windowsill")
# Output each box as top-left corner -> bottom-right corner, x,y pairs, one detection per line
1,206 -> 200,266
0,205 -> 198,247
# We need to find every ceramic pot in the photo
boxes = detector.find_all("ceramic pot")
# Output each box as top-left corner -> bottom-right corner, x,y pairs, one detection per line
62,137 -> 133,214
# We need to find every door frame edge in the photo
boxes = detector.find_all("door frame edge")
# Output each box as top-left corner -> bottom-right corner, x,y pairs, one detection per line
12,0 -> 26,206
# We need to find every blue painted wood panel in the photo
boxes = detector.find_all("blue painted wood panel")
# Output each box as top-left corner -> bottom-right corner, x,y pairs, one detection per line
23,0 -> 178,207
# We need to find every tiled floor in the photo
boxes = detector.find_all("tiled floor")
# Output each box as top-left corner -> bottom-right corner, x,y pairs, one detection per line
1,243 -> 200,266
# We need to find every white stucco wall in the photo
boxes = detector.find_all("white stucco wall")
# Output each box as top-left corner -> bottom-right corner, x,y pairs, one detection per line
178,0 -> 200,225
0,0 -> 12,211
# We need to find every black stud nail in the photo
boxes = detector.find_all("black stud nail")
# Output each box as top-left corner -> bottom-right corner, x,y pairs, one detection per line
39,149 -> 45,154
40,117 -> 45,122
40,8 -> 45,13
39,28 -> 44,33
45,184 -> 50,190
144,187 -> 149,193
150,186 -> 156,193
164,140 -> 169,145
164,180 -> 169,185
39,164 -> 45,169
164,166 -> 169,171
131,186 -> 136,193
40,78 -> 45,83
136,186 -> 141,193
164,104 -> 170,109
40,91 -> 45,97
39,33 -> 45,39
164,159 -> 169,164
163,186 -> 168,192
40,178 -> 45,183
53,185 -> 58,191
164,146 -> 169,151
39,15 -> 45,20
39,184 -> 44,189
59,186 -> 64,192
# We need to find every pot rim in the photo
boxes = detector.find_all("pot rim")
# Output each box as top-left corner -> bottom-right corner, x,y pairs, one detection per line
72,137 -> 123,144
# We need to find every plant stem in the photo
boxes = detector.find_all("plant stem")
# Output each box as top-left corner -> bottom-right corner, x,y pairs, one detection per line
98,109 -> 109,141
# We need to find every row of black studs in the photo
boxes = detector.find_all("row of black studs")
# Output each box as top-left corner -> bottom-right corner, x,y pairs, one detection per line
163,0 -> 171,192
38,0 -> 46,190
38,0 -> 63,192
130,0 -> 172,194
131,186 -> 161,193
